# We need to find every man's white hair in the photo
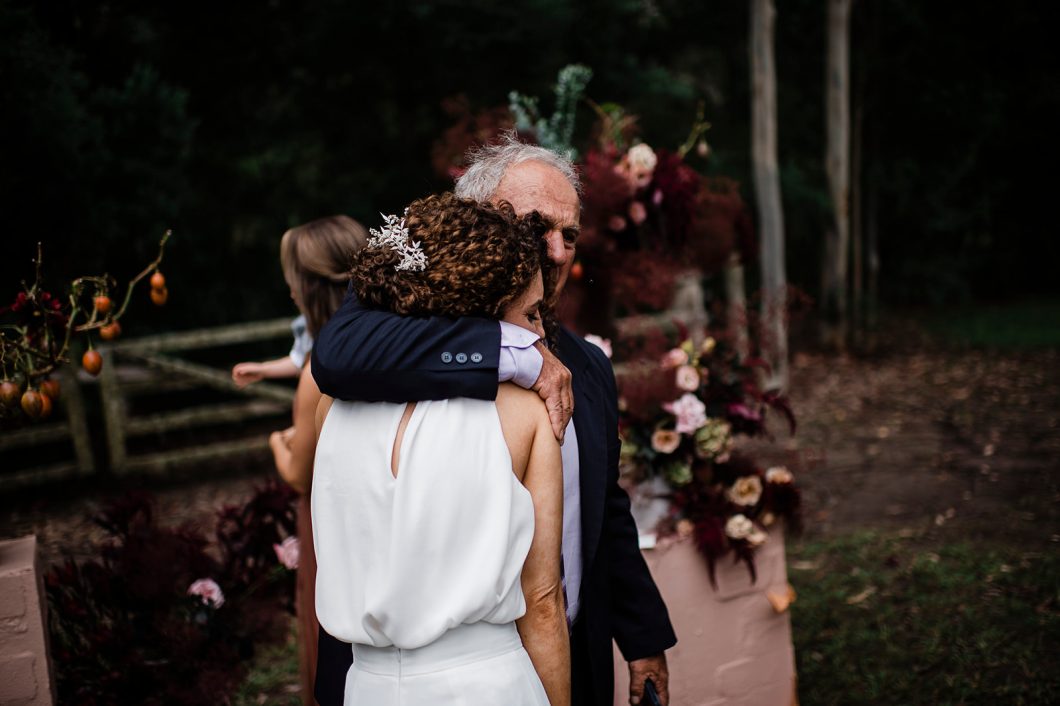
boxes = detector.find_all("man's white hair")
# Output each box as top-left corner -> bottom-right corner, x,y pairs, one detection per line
454,131 -> 581,203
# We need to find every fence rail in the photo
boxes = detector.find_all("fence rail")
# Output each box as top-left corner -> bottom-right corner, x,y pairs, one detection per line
1,318 -> 296,489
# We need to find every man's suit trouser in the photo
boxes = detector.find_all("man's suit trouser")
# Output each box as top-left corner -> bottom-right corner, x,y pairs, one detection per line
571,618 -> 599,706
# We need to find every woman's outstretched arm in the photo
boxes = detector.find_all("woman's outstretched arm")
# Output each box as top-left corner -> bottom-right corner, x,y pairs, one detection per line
269,364 -> 323,495
513,396 -> 571,706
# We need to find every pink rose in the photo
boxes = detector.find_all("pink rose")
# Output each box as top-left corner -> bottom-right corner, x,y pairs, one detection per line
583,334 -> 612,359
660,347 -> 688,369
727,402 -> 763,424
187,578 -> 225,608
663,393 -> 708,435
608,215 -> 628,232
675,365 -> 700,392
650,429 -> 681,455
652,189 -> 664,206
273,536 -> 300,570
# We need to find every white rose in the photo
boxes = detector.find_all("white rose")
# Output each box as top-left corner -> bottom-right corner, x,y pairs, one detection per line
725,514 -> 754,540
766,466 -> 794,484
627,143 -> 658,173
748,530 -> 768,547
725,475 -> 763,507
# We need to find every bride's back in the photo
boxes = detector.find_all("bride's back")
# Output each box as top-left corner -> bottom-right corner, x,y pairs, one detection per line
311,385 -> 549,650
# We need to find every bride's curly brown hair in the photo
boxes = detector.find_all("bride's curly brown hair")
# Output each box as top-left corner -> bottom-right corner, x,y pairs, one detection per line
351,192 -> 558,344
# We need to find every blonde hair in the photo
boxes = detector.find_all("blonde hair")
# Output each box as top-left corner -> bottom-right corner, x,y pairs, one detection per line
280,215 -> 368,337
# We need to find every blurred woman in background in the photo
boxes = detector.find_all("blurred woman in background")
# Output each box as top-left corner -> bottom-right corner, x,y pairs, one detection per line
267,214 -> 367,705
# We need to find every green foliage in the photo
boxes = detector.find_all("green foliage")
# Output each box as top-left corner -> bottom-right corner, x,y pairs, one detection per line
509,64 -> 594,159
232,620 -> 302,706
1,0 -> 1054,326
790,531 -> 1060,705
917,299 -> 1060,349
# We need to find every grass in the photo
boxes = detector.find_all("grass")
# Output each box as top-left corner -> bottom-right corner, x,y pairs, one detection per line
232,621 -> 302,706
237,531 -> 1060,705
916,298 -> 1060,349
789,531 -> 1059,705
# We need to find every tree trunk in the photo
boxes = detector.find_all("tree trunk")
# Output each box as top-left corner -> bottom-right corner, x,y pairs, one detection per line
851,79 -> 864,348
724,253 -> 750,361
867,174 -> 880,341
822,0 -> 852,350
750,0 -> 789,391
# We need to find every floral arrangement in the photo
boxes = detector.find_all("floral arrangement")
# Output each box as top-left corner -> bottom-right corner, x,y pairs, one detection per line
1,234 -> 171,428
616,333 -> 801,584
431,69 -> 802,582
577,112 -> 756,318
46,482 -> 299,705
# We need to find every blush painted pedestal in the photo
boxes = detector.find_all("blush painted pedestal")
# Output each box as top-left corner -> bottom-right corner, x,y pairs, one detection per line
613,529 -> 796,706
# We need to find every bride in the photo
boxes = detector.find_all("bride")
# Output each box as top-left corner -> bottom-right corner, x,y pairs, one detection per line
311,192 -> 570,705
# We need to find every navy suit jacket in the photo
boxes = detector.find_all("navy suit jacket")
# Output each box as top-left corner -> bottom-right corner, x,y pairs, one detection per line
310,292 -> 676,706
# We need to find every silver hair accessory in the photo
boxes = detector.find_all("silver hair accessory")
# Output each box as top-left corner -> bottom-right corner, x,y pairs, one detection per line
367,208 -> 428,272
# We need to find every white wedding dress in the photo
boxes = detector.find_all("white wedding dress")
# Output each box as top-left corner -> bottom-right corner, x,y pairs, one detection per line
312,397 -> 551,705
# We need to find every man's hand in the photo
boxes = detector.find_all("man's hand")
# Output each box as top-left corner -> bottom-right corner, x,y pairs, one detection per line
531,341 -> 573,443
628,654 -> 669,706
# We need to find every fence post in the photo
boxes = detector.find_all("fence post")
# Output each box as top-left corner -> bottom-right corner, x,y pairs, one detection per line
98,347 -> 126,473
61,364 -> 94,476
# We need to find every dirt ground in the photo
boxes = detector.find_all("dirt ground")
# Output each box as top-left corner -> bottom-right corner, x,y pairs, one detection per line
3,345 -> 1058,566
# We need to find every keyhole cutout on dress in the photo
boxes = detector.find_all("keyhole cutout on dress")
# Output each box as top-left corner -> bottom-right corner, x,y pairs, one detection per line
390,402 -> 417,479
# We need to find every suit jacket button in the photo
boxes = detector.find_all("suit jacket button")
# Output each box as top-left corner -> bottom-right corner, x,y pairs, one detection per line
470,352 -> 483,363
441,352 -> 453,363
455,352 -> 468,364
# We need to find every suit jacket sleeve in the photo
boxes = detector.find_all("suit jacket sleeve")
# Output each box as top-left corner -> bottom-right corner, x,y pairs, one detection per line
311,289 -> 502,403
590,344 -> 678,661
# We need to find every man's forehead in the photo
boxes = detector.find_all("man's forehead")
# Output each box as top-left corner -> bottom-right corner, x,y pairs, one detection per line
494,166 -> 580,223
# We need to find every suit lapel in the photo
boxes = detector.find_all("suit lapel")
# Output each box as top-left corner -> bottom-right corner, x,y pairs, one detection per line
558,330 -> 607,582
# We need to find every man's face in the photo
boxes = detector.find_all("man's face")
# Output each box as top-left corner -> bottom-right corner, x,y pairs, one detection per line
491,160 -> 580,296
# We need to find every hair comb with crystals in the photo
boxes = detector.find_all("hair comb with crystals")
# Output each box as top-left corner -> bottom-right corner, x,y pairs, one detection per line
367,208 -> 428,272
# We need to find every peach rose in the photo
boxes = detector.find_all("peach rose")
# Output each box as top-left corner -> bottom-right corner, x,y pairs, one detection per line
675,365 -> 700,392
651,429 -> 681,455
766,466 -> 794,484
725,475 -> 763,507
628,200 -> 648,225
661,347 -> 688,369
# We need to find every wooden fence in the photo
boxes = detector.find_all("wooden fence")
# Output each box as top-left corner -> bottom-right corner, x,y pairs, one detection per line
1,318 -> 296,489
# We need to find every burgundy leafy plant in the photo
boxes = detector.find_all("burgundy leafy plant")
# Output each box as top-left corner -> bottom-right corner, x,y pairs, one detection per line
45,481 -> 297,705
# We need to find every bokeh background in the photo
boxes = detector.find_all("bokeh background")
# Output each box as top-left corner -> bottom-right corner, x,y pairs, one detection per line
5,0 -> 1058,325
2,1 -> 1058,704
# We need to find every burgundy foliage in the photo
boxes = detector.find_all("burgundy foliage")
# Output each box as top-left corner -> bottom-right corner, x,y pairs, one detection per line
45,481 -> 297,705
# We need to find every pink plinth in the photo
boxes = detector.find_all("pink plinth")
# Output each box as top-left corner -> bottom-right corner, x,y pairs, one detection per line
0,535 -> 56,706
613,529 -> 796,706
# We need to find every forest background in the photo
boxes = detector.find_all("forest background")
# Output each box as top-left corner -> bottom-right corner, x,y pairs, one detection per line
3,0 -> 1057,331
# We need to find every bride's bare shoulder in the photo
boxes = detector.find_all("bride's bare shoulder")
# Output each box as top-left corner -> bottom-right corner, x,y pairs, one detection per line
495,383 -> 549,424
495,384 -> 550,474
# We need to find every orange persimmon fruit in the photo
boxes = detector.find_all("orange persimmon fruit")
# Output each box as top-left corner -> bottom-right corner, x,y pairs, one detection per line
82,350 -> 103,376
20,389 -> 42,418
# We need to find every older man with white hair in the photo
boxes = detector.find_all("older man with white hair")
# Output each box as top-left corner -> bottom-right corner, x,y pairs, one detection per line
312,135 -> 676,706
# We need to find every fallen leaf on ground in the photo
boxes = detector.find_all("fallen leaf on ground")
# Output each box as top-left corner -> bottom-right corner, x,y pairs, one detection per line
846,586 -> 877,605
